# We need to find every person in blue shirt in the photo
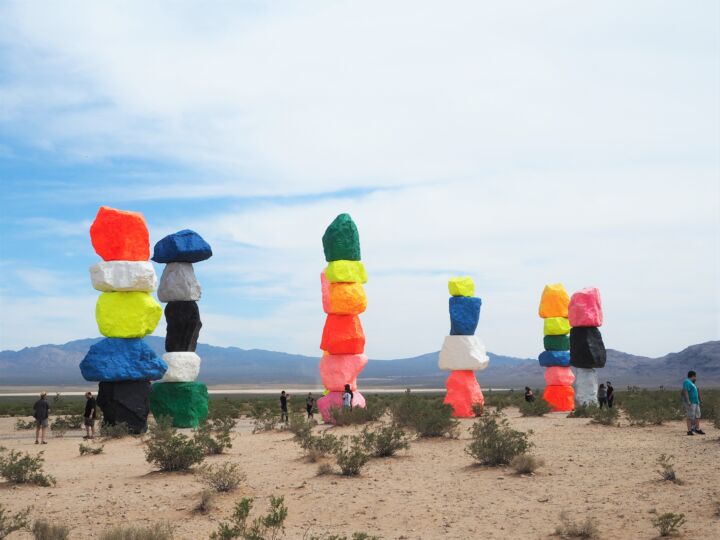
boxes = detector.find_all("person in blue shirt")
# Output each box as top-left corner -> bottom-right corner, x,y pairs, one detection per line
682,370 -> 704,436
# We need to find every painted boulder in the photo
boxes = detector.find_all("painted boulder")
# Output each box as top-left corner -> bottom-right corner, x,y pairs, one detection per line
574,368 -> 599,406
317,390 -> 366,424
90,206 -> 150,261
80,338 -> 167,382
449,296 -> 481,335
90,261 -> 157,292
544,366 -> 575,386
538,283 -> 570,318
538,350 -> 571,367
96,292 -> 162,338
543,317 -> 571,336
569,326 -> 607,368
438,335 -> 489,371
448,276 -> 475,297
543,334 -> 570,351
97,380 -> 152,434
568,287 -> 603,327
444,370 -> 484,417
325,261 -> 368,284
542,385 -> 575,412
157,262 -> 201,302
319,353 -> 368,391
320,314 -> 366,355
152,229 -> 213,264
320,272 -> 331,314
161,352 -> 201,382
149,381 -> 209,428
328,282 -> 367,314
322,213 -> 361,262
164,301 -> 202,352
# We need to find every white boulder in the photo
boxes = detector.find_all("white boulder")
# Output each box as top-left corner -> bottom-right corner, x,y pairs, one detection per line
438,335 -> 489,371
157,263 -> 201,302
89,261 -> 157,292
161,352 -> 201,382
575,367 -> 598,406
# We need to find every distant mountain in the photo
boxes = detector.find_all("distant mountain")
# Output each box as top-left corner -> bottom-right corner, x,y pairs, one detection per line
1,337 -> 718,388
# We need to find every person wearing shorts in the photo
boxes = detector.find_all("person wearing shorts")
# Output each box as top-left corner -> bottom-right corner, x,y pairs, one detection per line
32,392 -> 50,444
305,392 -> 315,420
682,370 -> 704,436
84,391 -> 97,439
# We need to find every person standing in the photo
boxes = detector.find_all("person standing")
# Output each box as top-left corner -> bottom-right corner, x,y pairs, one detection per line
682,370 -> 704,435
279,391 -> 289,423
32,392 -> 50,444
83,391 -> 97,439
305,392 -> 315,419
597,384 -> 608,408
606,381 -> 615,408
524,387 -> 535,402
342,384 -> 353,409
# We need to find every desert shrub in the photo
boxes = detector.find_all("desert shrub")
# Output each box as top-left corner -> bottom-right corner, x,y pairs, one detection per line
359,424 -> 410,457
589,406 -> 618,426
305,534 -> 380,540
622,391 -> 683,426
196,489 -> 215,514
651,512 -> 686,537
567,403 -> 595,418
32,519 -> 70,540
211,496 -> 288,540
554,512 -> 599,539
199,462 -> 245,493
79,443 -> 104,456
288,414 -> 315,439
296,431 -> 341,462
251,407 -> 279,433
99,522 -> 174,540
144,417 -> 205,472
195,416 -> 236,455
100,422 -> 130,439
330,400 -> 386,426
0,504 -> 30,539
0,449 -> 56,486
334,436 -> 370,477
209,398 -> 244,420
465,413 -> 533,466
510,454 -> 544,474
656,454 -> 682,484
390,392 -> 458,438
519,398 -> 552,417
15,418 -> 35,430
316,463 -> 334,476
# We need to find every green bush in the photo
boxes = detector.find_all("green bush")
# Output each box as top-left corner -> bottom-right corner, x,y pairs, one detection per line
359,424 -> 410,457
288,414 -> 315,439
14,418 -> 35,430
554,511 -> 599,539
465,413 -> 533,466
589,406 -> 618,426
295,430 -> 341,462
330,400 -> 386,426
250,404 -> 278,433
32,519 -> 70,540
622,391 -> 683,426
0,504 -> 30,539
656,454 -> 682,484
199,462 -> 245,493
211,496 -> 288,540
99,522 -> 174,540
0,448 -> 56,486
196,489 -> 215,514
390,391 -> 458,438
79,443 -> 104,456
519,398 -> 552,417
334,436 -> 370,476
651,512 -> 686,537
144,417 -> 205,472
195,417 -> 236,455
567,403 -> 595,418
100,422 -> 131,439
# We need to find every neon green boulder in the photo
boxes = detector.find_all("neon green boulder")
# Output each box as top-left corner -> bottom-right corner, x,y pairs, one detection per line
325,261 -> 368,284
96,292 -> 162,338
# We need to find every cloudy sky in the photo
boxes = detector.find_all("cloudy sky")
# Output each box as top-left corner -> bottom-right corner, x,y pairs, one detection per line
0,1 -> 718,360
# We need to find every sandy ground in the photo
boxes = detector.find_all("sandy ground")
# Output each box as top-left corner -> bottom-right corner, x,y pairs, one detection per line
1,411 -> 718,540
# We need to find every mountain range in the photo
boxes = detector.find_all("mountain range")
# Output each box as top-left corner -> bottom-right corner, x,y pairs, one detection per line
1,338 -> 718,389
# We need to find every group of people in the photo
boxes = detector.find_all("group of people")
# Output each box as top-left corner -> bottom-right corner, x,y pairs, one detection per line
279,384 -> 354,422
524,382 -> 615,407
31,391 -> 97,444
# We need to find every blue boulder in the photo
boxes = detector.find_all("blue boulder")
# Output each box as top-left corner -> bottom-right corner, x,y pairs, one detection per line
538,350 -> 571,367
449,297 -> 481,335
80,338 -> 168,382
152,230 -> 212,263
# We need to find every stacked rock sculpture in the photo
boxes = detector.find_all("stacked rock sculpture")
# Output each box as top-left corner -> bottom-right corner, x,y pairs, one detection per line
538,284 -> 575,412
569,287 -> 607,406
148,230 -> 213,427
317,214 -> 368,423
438,277 -> 489,417
81,206 -> 166,434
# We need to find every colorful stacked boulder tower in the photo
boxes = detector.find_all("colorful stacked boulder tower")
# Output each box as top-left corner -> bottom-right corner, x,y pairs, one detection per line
438,277 -> 489,417
538,284 -> 575,412
569,288 -> 607,406
148,230 -> 213,427
81,206 -> 166,434
317,214 -> 368,423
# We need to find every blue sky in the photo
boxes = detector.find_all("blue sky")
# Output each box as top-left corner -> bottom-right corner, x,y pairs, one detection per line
0,0 -> 718,359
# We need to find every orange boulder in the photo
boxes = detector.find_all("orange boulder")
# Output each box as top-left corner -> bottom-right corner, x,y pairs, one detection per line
444,370 -> 484,417
90,206 -> 150,261
538,283 -> 570,319
320,314 -> 365,355
542,385 -> 575,412
328,282 -> 367,314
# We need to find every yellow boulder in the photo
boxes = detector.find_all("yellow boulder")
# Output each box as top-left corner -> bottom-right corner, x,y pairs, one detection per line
538,283 -> 569,318
325,261 -> 368,284
543,317 -> 571,336
96,292 -> 163,338
448,276 -> 475,297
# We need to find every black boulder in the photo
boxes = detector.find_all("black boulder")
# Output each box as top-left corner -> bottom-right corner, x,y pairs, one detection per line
165,301 -> 202,352
97,380 -> 151,434
570,326 -> 607,369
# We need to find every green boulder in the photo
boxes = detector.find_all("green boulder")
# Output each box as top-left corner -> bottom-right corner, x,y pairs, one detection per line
322,214 -> 361,262
149,381 -> 208,428
543,334 -> 570,351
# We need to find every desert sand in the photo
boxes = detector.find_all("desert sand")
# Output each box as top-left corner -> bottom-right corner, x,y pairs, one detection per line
1,410 -> 718,539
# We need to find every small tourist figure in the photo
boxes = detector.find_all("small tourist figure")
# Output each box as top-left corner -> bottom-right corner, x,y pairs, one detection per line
682,370 -> 704,435
83,391 -> 97,439
280,391 -> 289,423
306,392 -> 315,419
342,384 -> 353,409
524,386 -> 535,402
606,381 -> 614,408
597,383 -> 608,408
33,392 -> 50,444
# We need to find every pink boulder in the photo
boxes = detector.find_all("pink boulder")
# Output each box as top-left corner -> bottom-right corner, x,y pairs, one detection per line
444,370 -> 484,418
317,391 -> 366,424
568,287 -> 603,327
319,353 -> 368,391
320,272 -> 331,314
544,366 -> 575,386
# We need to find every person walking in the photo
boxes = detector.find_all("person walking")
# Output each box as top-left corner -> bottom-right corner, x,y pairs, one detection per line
305,392 -> 315,419
682,370 -> 704,435
606,381 -> 615,408
524,387 -> 535,402
597,384 -> 608,408
279,391 -> 289,423
342,384 -> 353,409
83,391 -> 97,439
32,392 -> 50,444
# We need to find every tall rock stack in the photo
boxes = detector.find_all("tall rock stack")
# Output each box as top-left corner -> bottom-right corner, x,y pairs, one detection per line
438,277 -> 489,417
569,287 -> 606,406
148,230 -> 213,428
538,283 -> 575,412
81,206 -> 166,434
317,214 -> 368,423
